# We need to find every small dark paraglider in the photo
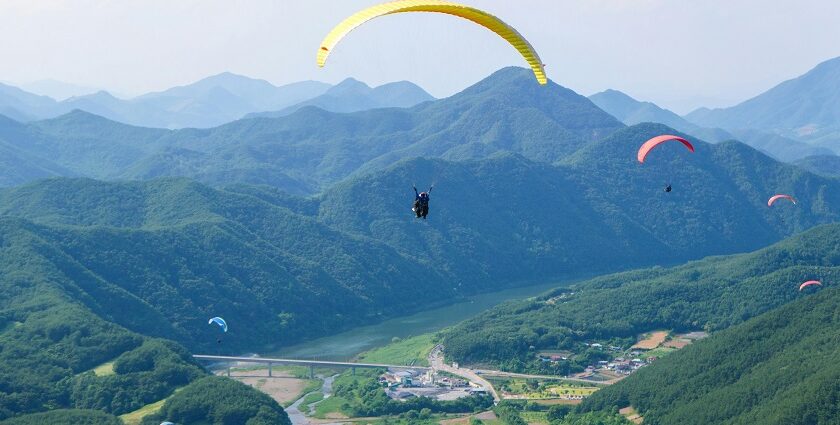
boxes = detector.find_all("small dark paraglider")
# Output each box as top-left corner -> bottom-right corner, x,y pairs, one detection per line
413,185 -> 433,219
664,184 -> 672,193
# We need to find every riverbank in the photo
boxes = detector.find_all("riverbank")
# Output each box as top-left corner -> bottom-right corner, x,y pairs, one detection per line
272,279 -> 573,362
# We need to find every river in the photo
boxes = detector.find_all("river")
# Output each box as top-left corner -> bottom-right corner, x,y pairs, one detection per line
272,280 -> 567,361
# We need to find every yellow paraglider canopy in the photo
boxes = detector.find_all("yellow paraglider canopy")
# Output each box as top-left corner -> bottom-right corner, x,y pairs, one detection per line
317,0 -> 547,85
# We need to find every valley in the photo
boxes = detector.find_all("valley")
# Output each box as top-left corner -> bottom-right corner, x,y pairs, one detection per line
1,16 -> 840,422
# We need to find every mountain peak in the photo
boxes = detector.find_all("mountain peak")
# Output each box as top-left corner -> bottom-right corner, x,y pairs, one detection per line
811,55 -> 840,72
198,71 -> 267,86
66,90 -> 119,102
435,66 -> 623,138
327,78 -> 372,96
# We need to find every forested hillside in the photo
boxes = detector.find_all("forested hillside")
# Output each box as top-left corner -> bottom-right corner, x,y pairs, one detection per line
794,154 -> 840,177
442,223 -> 840,370
2,67 -> 840,423
0,216 -> 286,420
581,285 -> 840,425
3,120 -> 840,362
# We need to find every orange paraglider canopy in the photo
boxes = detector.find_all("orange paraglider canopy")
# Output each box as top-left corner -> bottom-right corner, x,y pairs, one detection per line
799,280 -> 821,291
768,194 -> 796,207
637,135 -> 694,163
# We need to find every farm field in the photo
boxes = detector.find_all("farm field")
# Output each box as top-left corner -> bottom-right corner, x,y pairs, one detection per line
631,331 -> 669,350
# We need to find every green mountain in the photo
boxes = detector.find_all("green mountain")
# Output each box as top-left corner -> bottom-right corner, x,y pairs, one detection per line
247,77 -> 435,118
0,67 -> 624,194
0,115 -> 80,186
0,178 -> 459,352
441,222 -> 840,369
590,89 -> 833,162
0,211 -> 287,421
794,154 -> 840,177
3,122 -> 840,362
581,284 -> 840,425
686,56 -> 840,153
3,70 -> 840,422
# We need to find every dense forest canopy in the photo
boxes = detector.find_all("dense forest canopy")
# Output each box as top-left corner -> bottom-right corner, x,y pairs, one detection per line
442,223 -> 840,370
581,287 -> 840,425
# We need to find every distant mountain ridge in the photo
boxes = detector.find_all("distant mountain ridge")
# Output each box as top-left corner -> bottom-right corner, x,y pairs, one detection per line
0,67 -> 624,193
247,77 -> 435,118
19,79 -> 100,101
685,56 -> 840,155
590,89 -> 834,162
0,73 -> 333,128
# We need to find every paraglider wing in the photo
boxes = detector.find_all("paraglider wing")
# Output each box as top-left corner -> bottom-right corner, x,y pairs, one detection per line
637,135 -> 695,163
767,194 -> 796,207
208,317 -> 228,333
317,0 -> 547,85
799,280 -> 822,291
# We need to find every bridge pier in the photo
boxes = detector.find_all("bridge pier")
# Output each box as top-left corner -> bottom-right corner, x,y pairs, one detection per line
227,367 -> 231,377
309,365 -> 314,379
352,367 -> 356,376
268,362 -> 272,377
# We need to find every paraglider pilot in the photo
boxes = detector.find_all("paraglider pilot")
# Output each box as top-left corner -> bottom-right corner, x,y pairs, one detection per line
664,184 -> 672,193
413,185 -> 433,219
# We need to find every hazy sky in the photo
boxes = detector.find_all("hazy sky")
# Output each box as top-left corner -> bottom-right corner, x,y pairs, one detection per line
2,0 -> 839,113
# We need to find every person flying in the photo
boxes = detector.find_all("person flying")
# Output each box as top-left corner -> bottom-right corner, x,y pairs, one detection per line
413,185 -> 433,219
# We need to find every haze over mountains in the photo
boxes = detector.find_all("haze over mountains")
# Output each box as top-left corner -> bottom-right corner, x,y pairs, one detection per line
0,73 -> 433,130
19,79 -> 101,101
0,68 -> 622,193
0,73 -> 333,128
247,77 -> 434,118
686,56 -> 840,155
590,89 -> 835,162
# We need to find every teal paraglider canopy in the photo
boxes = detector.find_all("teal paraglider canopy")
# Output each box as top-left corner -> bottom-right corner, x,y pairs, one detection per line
208,317 -> 228,332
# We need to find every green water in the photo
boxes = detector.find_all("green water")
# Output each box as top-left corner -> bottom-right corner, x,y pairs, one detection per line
272,280 -> 567,361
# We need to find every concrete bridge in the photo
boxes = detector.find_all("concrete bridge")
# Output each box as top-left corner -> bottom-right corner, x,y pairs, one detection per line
193,354 -> 429,378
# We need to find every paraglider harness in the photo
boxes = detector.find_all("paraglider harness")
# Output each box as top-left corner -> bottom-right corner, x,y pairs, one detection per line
413,185 -> 432,219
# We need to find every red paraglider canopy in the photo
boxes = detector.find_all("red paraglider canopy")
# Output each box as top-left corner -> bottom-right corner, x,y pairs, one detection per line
637,135 -> 695,163
799,280 -> 822,291
768,194 -> 796,207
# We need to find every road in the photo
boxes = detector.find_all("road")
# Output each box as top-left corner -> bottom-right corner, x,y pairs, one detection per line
428,345 -> 500,403
428,346 -> 623,403
474,369 -> 623,385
